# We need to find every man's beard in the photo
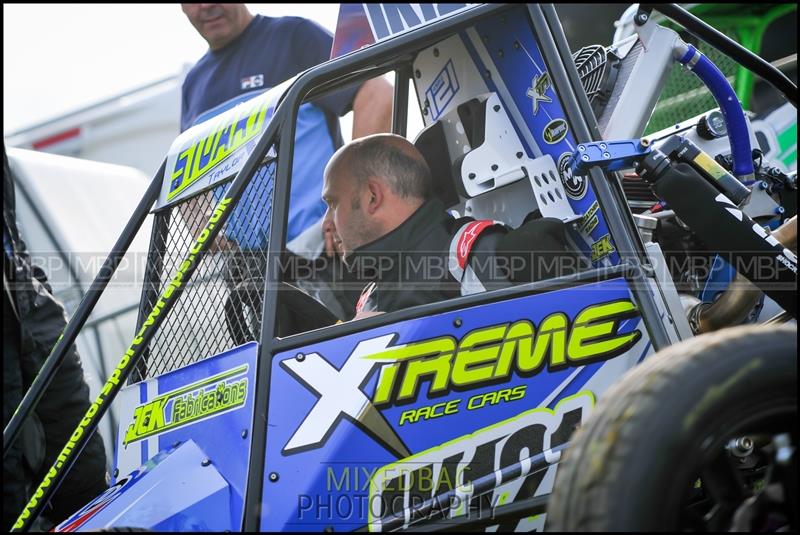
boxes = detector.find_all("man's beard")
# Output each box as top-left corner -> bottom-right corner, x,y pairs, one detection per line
341,198 -> 381,270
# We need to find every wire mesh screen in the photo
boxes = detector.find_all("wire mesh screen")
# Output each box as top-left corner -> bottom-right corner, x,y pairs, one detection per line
644,29 -> 739,135
130,162 -> 275,383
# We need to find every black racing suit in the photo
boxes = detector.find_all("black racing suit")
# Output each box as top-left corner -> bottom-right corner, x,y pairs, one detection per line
3,145 -> 108,530
346,198 -> 512,315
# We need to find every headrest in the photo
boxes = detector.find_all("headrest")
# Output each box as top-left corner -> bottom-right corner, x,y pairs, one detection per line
413,121 -> 461,208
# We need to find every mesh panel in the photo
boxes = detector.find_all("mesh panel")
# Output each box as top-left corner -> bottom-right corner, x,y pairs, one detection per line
131,162 -> 275,382
644,29 -> 740,135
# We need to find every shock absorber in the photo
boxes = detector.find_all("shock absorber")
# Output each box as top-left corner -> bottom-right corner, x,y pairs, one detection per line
637,149 -> 797,316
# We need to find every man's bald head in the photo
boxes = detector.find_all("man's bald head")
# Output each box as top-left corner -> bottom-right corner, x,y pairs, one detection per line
326,133 -> 432,201
322,134 -> 435,261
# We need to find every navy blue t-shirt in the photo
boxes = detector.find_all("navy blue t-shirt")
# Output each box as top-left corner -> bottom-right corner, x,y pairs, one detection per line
181,15 -> 356,134
181,15 -> 361,249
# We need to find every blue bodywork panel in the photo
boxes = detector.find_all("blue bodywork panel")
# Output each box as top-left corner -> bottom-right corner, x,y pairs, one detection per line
60,343 -> 259,531
55,440 -> 231,531
261,277 -> 650,530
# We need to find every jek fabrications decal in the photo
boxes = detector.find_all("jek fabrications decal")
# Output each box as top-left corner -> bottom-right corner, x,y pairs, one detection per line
123,365 -> 248,446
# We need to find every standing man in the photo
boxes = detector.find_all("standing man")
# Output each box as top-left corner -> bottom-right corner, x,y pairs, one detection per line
3,144 -> 108,530
180,4 -> 393,255
180,4 -> 392,137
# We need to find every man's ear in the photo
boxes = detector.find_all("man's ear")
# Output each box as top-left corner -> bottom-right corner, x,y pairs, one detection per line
365,178 -> 384,215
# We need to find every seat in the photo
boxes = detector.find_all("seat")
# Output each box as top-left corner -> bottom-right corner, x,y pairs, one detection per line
413,92 -> 579,227
413,95 -> 586,286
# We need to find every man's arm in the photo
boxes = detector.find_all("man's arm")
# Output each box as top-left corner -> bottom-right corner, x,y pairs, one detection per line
351,77 -> 393,139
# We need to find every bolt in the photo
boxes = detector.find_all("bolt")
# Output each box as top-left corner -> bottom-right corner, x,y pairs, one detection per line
295,353 -> 305,362
516,151 -> 523,159
453,318 -> 462,328
269,472 -> 279,482
582,155 -> 590,161
599,143 -> 607,150
775,206 -> 786,215
640,138 -> 651,147
241,429 -> 249,439
113,468 -> 119,478
468,173 -> 476,180
493,104 -> 501,112
202,458 -> 212,467
759,181 -> 769,190
414,69 -> 421,79
491,164 -> 499,171
603,152 -> 611,159
728,436 -> 755,457
578,145 -> 586,152
636,12 -> 649,24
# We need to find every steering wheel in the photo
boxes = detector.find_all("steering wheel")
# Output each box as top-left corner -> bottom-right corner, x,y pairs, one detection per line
225,280 -> 338,343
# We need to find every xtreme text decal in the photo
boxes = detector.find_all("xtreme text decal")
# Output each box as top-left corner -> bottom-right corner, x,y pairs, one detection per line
281,300 -> 640,457
367,299 -> 639,407
124,365 -> 248,445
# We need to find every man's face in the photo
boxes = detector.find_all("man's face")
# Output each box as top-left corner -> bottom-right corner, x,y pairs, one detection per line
181,4 -> 251,50
322,170 -> 373,262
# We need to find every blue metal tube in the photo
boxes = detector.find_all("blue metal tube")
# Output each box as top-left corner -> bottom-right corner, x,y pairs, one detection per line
677,44 -> 754,179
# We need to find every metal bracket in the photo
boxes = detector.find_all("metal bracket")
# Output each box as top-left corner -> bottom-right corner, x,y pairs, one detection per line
525,154 -> 579,222
570,138 -> 652,175
459,93 -> 529,197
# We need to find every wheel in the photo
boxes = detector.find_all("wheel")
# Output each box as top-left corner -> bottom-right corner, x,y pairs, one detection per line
225,280 -> 338,342
546,324 -> 797,531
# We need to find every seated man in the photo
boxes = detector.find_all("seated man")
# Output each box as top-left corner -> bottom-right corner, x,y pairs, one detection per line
322,133 -> 513,317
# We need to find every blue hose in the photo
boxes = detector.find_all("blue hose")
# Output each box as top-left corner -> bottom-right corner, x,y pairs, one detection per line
677,45 -> 755,178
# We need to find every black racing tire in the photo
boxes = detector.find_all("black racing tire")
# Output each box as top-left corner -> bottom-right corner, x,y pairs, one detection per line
546,324 -> 797,532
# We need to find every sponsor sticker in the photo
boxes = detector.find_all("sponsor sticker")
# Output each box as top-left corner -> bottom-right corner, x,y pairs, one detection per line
577,201 -> 600,235
525,72 -> 552,115
123,365 -> 249,445
426,59 -> 460,120
542,119 -> 568,144
557,151 -> 586,199
591,234 -> 616,263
